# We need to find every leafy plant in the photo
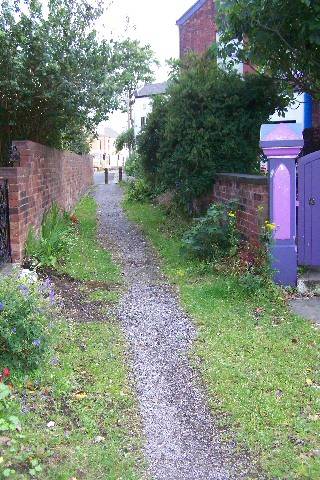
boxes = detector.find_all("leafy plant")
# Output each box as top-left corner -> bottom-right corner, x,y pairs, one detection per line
0,272 -> 55,369
0,1 -> 157,161
25,204 -> 73,267
137,53 -> 287,209
126,178 -> 154,203
217,0 -> 320,99
182,202 -> 239,260
124,151 -> 141,177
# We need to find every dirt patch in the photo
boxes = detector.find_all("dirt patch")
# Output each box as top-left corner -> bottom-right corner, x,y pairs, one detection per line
41,269 -> 120,323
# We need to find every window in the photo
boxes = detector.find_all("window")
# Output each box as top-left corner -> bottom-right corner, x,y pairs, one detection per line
141,117 -> 146,128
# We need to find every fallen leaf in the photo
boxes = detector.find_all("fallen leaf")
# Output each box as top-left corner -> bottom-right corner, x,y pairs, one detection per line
306,378 -> 313,386
73,391 -> 87,400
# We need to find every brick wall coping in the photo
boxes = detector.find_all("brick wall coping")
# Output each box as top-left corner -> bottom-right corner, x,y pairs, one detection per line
216,173 -> 268,185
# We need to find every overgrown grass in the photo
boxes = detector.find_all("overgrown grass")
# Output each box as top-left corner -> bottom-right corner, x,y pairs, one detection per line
1,195 -> 143,479
59,196 -> 120,283
123,198 -> 320,480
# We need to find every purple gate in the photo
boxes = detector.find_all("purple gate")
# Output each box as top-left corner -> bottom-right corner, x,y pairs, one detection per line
298,150 -> 320,266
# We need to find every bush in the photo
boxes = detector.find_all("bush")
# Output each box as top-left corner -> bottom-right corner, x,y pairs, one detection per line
126,178 -> 154,203
0,271 -> 55,369
25,204 -> 73,267
137,53 -> 287,209
124,151 -> 141,177
182,202 -> 239,260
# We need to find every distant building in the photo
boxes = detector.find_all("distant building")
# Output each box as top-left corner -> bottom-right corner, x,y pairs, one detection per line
90,126 -> 128,170
133,82 -> 168,136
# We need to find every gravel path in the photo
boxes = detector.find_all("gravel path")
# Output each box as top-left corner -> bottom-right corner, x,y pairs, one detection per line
94,181 -> 257,480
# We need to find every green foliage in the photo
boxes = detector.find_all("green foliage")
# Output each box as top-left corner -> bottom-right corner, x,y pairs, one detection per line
0,383 -> 21,434
124,151 -> 141,176
137,95 -> 168,183
25,204 -> 73,267
115,128 -> 135,153
124,198 -> 320,479
60,196 -> 120,283
112,38 -> 158,127
0,1 -> 157,162
217,0 -> 320,99
0,272 -> 54,369
182,202 -> 239,260
137,54 -> 286,209
126,178 -> 154,203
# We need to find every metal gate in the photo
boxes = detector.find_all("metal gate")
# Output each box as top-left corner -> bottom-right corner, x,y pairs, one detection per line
0,179 -> 11,265
298,150 -> 320,266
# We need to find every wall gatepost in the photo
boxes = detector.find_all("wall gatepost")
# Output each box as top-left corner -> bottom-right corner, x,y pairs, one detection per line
260,123 -> 304,286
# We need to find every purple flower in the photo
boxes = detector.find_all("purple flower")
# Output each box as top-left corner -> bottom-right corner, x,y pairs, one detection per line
32,339 -> 41,347
40,278 -> 52,293
19,285 -> 29,297
0,301 -> 4,312
50,357 -> 59,366
49,289 -> 55,305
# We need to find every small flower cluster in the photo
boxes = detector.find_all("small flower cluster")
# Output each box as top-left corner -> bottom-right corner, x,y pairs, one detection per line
264,220 -> 276,232
70,213 -> 79,224
0,367 -> 11,383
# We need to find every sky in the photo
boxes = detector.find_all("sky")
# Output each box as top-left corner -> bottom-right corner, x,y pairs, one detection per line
99,0 -> 194,132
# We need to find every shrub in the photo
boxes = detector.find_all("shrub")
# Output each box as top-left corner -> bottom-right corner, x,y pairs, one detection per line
137,53 -> 287,209
25,203 -> 73,267
0,271 -> 55,369
124,151 -> 141,177
182,202 -> 239,260
126,178 -> 154,203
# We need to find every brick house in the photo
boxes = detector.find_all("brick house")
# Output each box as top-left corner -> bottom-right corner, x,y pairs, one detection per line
176,0 -> 318,128
176,0 -> 217,58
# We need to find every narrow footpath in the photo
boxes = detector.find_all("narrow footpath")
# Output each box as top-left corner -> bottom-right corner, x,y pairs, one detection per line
94,177 -> 256,480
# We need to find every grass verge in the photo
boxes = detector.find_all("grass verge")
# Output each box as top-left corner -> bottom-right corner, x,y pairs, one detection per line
123,198 -> 320,480
1,195 -> 143,479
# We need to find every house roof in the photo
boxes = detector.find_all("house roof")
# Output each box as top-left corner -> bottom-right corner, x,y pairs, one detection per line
176,0 -> 209,26
134,82 -> 168,99
97,126 -> 119,138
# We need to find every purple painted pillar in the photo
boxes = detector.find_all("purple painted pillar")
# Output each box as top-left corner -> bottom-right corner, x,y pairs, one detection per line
260,123 -> 304,286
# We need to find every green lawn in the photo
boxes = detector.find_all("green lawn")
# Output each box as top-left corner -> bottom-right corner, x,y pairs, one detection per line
1,195 -> 143,479
123,198 -> 320,480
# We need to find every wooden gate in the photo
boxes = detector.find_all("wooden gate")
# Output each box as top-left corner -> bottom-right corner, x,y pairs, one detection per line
298,150 -> 320,266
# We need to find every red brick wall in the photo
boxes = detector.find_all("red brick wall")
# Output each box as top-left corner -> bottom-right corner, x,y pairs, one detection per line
179,0 -> 217,57
0,140 -> 93,261
212,173 -> 269,242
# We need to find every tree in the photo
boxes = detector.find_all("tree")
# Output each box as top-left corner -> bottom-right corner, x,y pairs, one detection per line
0,0 -> 157,163
111,39 -> 158,129
115,128 -> 135,153
216,0 -> 320,99
137,53 -> 287,210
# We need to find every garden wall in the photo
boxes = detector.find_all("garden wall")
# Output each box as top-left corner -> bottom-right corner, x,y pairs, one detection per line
0,140 -> 93,262
212,173 -> 269,243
